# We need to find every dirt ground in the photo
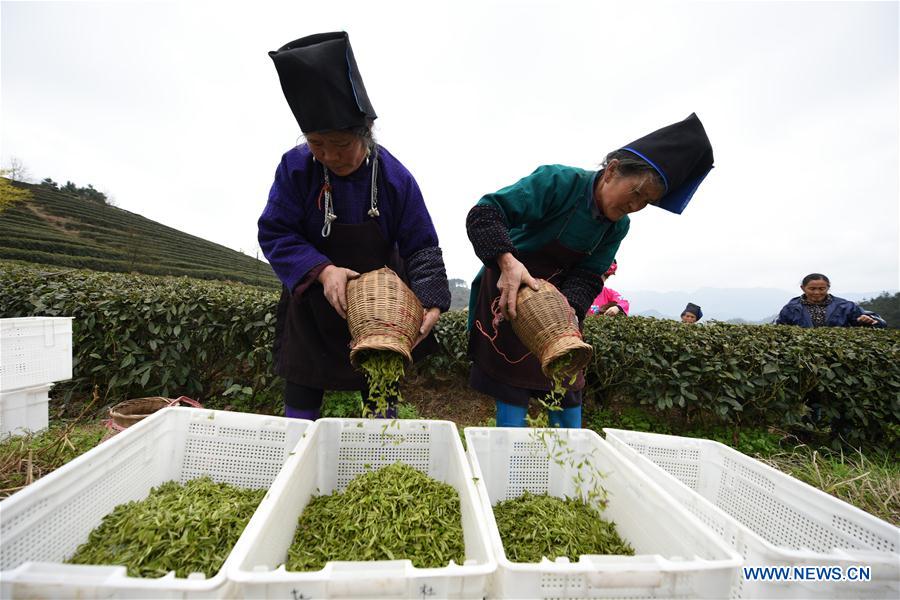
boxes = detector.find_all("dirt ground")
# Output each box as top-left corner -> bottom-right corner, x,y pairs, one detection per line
400,374 -> 580,427
400,375 -> 496,427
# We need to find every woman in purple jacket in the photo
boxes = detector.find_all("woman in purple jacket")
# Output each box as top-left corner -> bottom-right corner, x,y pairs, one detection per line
775,273 -> 886,328
259,32 -> 450,420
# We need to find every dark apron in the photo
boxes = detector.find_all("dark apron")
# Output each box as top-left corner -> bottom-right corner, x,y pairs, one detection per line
469,207 -> 599,393
274,220 -> 438,390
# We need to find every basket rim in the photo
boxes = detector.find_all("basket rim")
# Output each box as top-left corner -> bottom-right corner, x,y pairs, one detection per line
540,338 -> 593,378
109,397 -> 172,419
349,337 -> 413,367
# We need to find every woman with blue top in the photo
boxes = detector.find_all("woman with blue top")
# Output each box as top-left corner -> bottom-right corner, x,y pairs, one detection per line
259,32 -> 450,420
776,274 -> 886,328
466,114 -> 715,428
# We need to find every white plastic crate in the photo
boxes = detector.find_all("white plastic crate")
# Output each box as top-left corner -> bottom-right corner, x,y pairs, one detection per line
0,317 -> 73,392
604,428 -> 900,599
0,407 -> 312,599
464,427 -> 742,599
228,418 -> 496,599
0,383 -> 51,436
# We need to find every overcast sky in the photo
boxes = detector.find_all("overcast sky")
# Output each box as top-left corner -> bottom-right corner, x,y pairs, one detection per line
2,0 -> 898,298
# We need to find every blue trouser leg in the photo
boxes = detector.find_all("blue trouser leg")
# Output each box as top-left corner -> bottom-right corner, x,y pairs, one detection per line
495,400 -> 528,427
284,405 -> 320,420
548,405 -> 582,429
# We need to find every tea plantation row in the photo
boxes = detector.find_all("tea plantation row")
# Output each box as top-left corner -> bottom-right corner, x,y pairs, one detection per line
0,180 -> 278,288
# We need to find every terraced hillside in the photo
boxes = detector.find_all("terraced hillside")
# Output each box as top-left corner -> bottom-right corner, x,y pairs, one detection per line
0,179 -> 278,288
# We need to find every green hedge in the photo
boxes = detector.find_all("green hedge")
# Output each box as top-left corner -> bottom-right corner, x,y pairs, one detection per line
581,317 -> 900,447
0,262 -> 278,407
2,261 -> 897,446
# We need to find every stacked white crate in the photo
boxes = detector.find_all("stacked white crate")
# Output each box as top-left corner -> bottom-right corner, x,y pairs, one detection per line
0,317 -> 74,436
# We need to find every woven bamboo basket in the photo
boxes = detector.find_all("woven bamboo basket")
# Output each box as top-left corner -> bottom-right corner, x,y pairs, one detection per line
346,267 -> 423,367
108,396 -> 201,430
511,279 -> 593,379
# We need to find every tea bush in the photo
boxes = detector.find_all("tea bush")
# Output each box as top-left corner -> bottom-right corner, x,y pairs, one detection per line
0,261 -> 468,410
3,261 -> 897,447
416,308 -> 470,379
582,316 -> 900,447
0,261 -> 279,407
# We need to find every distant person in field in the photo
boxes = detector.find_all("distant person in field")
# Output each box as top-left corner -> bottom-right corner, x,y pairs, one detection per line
775,273 -> 886,328
259,32 -> 450,420
680,303 -> 702,323
466,114 -> 715,428
587,260 -> 630,317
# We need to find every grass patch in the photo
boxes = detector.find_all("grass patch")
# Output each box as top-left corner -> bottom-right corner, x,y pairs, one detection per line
321,391 -> 363,417
760,446 -> 899,526
0,421 -> 108,498
396,402 -> 420,420
321,390 -> 418,419
1,385 -> 108,497
584,403 -> 787,456
584,403 -> 899,525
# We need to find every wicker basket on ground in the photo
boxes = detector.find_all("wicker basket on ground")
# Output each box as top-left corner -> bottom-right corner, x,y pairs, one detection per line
108,396 -> 201,431
511,279 -> 593,380
346,267 -> 423,367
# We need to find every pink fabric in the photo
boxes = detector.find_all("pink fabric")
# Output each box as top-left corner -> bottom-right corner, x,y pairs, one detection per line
587,287 -> 630,316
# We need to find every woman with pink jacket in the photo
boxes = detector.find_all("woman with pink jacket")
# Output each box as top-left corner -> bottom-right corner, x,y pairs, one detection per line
587,260 -> 630,317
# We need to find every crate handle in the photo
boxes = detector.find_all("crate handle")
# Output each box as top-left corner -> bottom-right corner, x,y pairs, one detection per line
5,560 -> 129,581
327,559 -> 412,576
324,560 -> 410,596
582,556 -> 665,588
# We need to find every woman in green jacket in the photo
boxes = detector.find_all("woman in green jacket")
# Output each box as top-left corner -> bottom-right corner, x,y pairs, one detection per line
466,114 -> 715,428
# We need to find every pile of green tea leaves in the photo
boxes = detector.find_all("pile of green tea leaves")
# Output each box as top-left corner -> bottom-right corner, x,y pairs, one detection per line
286,462 -> 465,570
494,491 -> 633,562
67,477 -> 264,577
358,350 -> 405,417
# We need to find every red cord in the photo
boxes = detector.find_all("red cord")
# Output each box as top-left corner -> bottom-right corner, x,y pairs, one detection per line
316,182 -> 332,211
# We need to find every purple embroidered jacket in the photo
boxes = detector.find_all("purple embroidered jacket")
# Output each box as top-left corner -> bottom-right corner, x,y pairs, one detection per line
258,144 -> 450,311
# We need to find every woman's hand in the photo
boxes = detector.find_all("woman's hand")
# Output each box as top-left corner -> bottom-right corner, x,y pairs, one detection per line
603,305 -> 621,317
413,307 -> 441,349
497,253 -> 539,320
317,265 -> 360,319
857,314 -> 879,326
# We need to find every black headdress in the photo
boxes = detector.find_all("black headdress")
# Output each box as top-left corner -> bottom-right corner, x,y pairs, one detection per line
620,113 -> 714,214
681,303 -> 704,320
269,32 -> 377,133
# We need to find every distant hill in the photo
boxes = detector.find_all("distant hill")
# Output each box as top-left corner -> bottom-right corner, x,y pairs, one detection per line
634,309 -> 779,325
634,309 -> 667,319
449,278 -> 470,310
0,179 -> 278,288
860,292 -> 900,328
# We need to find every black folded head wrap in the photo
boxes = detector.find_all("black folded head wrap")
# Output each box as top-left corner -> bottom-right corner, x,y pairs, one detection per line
620,113 -> 714,214
269,31 -> 377,133
682,303 -> 704,321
